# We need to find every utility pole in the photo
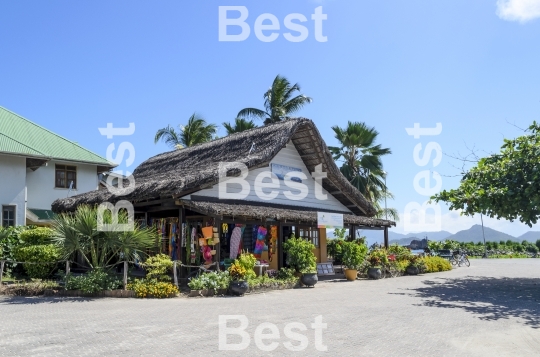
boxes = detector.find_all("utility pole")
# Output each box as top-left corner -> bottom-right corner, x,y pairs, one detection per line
481,214 -> 488,258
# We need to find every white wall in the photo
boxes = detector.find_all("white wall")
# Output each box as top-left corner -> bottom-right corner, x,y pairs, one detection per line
185,141 -> 352,213
26,160 -> 99,210
0,155 -> 27,226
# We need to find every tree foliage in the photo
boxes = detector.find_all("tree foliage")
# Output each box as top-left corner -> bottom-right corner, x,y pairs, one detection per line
432,122 -> 540,227
237,75 -> 312,125
154,113 -> 217,149
223,118 -> 257,135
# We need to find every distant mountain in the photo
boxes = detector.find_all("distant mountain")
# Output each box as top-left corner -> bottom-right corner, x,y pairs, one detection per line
360,229 -> 452,246
516,231 -> 540,243
445,224 -> 518,243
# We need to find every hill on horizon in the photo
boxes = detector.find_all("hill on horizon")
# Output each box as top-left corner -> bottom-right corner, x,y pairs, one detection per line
445,224 -> 518,244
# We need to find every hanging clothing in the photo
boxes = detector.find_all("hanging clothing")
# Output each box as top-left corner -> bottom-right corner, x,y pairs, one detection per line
190,227 -> 197,263
229,227 -> 243,260
254,226 -> 268,258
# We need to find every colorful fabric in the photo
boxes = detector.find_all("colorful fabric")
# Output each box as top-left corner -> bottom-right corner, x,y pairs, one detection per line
253,226 -> 268,257
229,227 -> 242,259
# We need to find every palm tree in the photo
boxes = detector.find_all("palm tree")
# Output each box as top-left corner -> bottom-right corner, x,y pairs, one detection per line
223,118 -> 257,135
237,75 -> 313,125
154,113 -> 217,149
329,121 -> 398,221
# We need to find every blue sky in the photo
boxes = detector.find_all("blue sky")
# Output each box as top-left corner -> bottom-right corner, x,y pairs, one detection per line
1,1 -> 540,236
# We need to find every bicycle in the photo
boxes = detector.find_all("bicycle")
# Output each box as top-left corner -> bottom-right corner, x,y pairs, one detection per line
451,251 -> 470,267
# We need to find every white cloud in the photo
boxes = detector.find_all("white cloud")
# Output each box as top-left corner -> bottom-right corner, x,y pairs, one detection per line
496,0 -> 540,23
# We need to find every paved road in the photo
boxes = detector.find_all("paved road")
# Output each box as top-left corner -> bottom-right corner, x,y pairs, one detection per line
1,259 -> 540,357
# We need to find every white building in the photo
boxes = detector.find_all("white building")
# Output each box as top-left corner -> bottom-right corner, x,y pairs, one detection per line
0,106 -> 114,226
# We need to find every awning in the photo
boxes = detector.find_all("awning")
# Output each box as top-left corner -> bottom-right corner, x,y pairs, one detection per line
26,208 -> 55,226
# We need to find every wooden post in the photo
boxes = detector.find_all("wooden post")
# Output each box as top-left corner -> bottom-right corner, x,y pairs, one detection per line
0,261 -> 4,285
384,227 -> 389,249
123,261 -> 128,290
215,217 -> 221,271
173,260 -> 178,288
65,261 -> 70,276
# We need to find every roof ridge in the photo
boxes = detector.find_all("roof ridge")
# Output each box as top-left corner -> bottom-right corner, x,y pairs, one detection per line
0,106 -> 110,163
0,131 -> 48,157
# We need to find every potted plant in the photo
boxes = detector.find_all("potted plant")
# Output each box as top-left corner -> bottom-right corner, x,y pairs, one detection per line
283,236 -> 317,287
366,249 -> 389,280
341,241 -> 368,281
228,262 -> 249,296
406,255 -> 426,275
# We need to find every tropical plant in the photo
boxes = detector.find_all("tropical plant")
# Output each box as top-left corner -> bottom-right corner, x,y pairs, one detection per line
283,236 -> 317,273
421,256 -> 452,272
341,241 -> 368,270
237,75 -> 312,125
51,205 -> 157,269
326,239 -> 344,264
235,252 -> 257,280
188,271 -> 230,293
128,279 -> 179,298
154,113 -> 217,149
223,118 -> 257,135
328,121 -> 397,221
367,248 -> 389,268
229,262 -> 247,281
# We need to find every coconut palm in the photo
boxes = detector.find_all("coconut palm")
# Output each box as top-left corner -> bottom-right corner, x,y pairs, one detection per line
223,118 -> 257,135
329,121 -> 398,221
237,75 -> 313,125
154,113 -> 217,149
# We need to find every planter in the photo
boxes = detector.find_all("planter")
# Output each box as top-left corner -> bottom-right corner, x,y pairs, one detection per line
367,267 -> 382,280
344,269 -> 358,281
229,281 -> 249,296
188,290 -> 203,297
406,266 -> 420,275
300,273 -> 318,287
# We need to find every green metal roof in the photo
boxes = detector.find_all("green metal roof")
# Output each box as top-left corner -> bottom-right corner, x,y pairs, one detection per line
0,106 -> 114,166
27,208 -> 55,221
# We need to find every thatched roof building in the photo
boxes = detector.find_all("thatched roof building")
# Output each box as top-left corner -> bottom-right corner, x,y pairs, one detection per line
53,118 -> 393,225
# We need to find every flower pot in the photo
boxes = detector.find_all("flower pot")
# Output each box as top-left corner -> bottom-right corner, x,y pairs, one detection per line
344,269 -> 358,281
229,281 -> 249,296
367,267 -> 382,280
406,266 -> 420,275
300,273 -> 318,287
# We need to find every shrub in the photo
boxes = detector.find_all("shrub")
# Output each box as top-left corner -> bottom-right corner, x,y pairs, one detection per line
13,244 -> 60,279
275,267 -> 297,281
0,226 -> 28,277
327,239 -> 344,263
341,241 -> 368,270
19,227 -> 53,245
229,262 -> 247,281
65,269 -> 122,293
421,256 -> 452,273
283,236 -> 317,273
236,252 -> 256,280
188,271 -> 230,293
128,279 -> 178,298
367,248 -> 389,268
143,254 -> 173,282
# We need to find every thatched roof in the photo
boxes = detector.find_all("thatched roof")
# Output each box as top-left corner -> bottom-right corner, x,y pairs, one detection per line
52,118 -> 378,217
179,200 -> 395,227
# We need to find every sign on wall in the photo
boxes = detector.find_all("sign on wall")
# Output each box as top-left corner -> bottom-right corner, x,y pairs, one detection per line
270,163 -> 303,183
317,212 -> 344,229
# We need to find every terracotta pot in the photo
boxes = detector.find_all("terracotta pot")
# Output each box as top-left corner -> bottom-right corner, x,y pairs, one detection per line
229,281 -> 249,296
367,267 -> 382,280
300,273 -> 318,287
344,269 -> 358,281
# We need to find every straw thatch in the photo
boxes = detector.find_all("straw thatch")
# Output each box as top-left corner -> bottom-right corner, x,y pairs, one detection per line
52,118 -> 378,217
179,200 -> 395,227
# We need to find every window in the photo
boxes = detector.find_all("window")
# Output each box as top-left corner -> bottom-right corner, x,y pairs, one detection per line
55,165 -> 77,189
2,206 -> 15,227
298,226 -> 319,248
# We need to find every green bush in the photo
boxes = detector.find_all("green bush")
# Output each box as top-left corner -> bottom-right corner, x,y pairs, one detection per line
143,254 -> 173,282
421,256 -> 452,273
65,269 -> 122,294
188,271 -> 230,292
341,241 -> 368,270
327,239 -> 344,263
19,227 -> 53,245
127,279 -> 178,298
13,244 -> 60,279
0,226 -> 28,277
283,236 -> 317,273
275,267 -> 297,281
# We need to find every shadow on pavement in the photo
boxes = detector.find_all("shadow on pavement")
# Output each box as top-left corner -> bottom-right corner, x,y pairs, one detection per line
0,296 -> 95,305
407,276 -> 540,328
